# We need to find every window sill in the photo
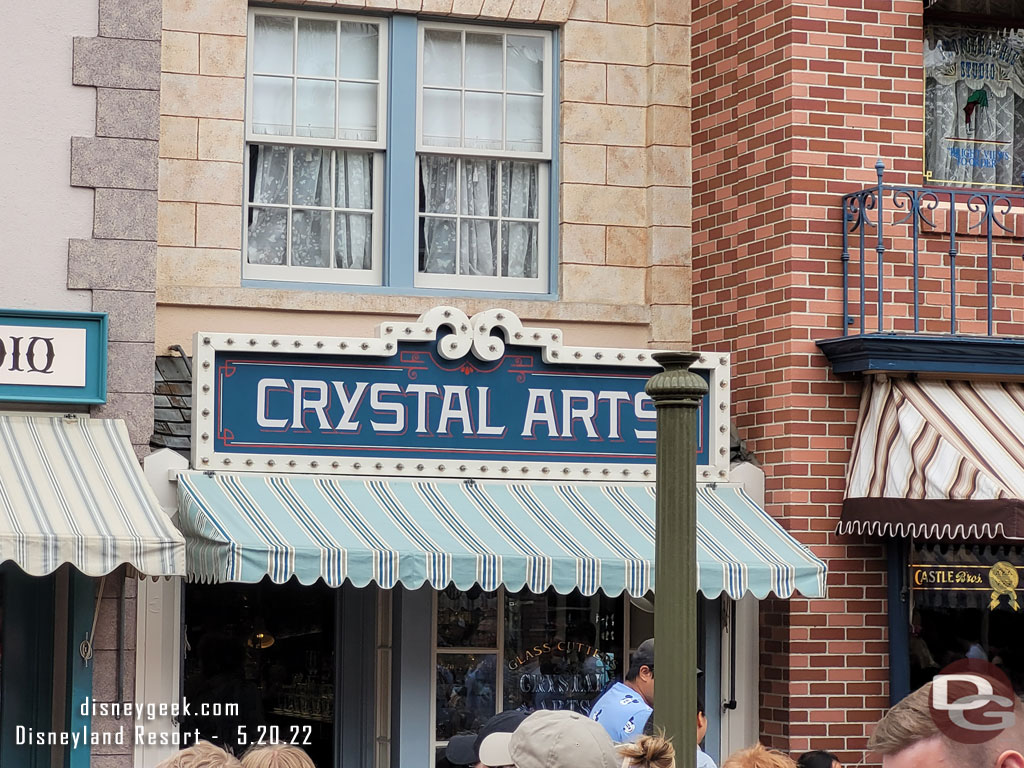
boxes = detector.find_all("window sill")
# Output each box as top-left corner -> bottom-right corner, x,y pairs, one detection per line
156,283 -> 653,326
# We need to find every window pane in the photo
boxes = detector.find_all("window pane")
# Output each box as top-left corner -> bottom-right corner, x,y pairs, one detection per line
292,148 -> 331,207
423,29 -> 462,87
182,580 -> 337,767
291,210 -> 331,267
252,76 -> 293,136
339,22 -> 379,80
437,588 -> 500,647
505,94 -> 542,152
503,590 -> 623,716
296,79 -> 335,139
461,220 -> 498,276
250,145 -> 290,205
338,82 -> 377,141
501,161 -> 539,219
436,653 -> 496,740
420,156 -> 457,215
247,208 -> 287,265
466,33 -> 503,90
422,89 -> 461,147
335,151 -> 374,210
420,217 -> 457,274
254,15 -> 294,74
507,35 -> 543,93
502,221 -> 538,279
460,159 -> 497,216
297,18 -> 336,76
335,213 -> 372,269
464,92 -> 503,151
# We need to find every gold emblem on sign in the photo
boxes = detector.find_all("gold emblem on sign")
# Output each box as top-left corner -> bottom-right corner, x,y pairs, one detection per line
988,561 -> 1020,611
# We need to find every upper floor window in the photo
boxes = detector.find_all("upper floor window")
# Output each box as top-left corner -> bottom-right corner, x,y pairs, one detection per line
246,11 -> 387,285
416,25 -> 552,293
244,10 -> 554,294
925,24 -> 1024,188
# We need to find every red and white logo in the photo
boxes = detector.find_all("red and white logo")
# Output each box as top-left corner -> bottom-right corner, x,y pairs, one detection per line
929,659 -> 1016,745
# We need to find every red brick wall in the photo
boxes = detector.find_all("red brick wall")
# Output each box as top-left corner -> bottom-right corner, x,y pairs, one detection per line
692,1 -> 930,764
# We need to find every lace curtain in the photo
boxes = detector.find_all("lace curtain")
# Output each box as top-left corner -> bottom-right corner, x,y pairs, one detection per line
420,157 -> 539,278
925,25 -> 1024,186
248,146 -> 373,269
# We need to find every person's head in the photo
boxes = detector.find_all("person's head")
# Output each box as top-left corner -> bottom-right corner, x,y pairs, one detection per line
448,710 -> 529,768
868,681 -> 1024,768
722,744 -> 798,768
626,639 -> 655,707
618,732 -> 676,768
796,750 -> 841,768
697,694 -> 708,745
481,710 -> 620,768
155,741 -> 242,768
239,743 -> 315,768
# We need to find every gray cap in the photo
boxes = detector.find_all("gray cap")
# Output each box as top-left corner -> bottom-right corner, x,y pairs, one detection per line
507,711 -> 620,768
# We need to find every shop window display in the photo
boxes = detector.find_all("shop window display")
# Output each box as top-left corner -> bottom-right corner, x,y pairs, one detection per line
183,579 -> 335,764
908,542 -> 1024,692
434,585 -> 624,751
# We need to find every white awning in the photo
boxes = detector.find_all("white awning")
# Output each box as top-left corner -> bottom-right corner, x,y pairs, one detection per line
0,415 -> 184,577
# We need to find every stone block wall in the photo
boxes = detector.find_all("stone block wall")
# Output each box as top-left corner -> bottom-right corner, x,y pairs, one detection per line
69,3 -> 162,766
157,0 -> 693,351
692,0 -> 926,764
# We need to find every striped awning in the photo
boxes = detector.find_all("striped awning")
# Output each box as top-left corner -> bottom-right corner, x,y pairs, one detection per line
841,376 -> 1024,539
0,415 -> 185,577
177,473 -> 826,599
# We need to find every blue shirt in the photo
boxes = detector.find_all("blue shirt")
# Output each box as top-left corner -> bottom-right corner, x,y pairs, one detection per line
697,747 -> 718,768
589,681 -> 652,742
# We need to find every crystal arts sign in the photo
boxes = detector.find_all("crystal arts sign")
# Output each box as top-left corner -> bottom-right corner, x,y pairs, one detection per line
192,307 -> 730,481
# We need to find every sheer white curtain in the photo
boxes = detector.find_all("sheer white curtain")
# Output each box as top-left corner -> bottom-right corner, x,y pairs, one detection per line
248,147 -> 373,268
925,26 -> 1024,186
420,157 -> 539,278
335,151 -> 373,269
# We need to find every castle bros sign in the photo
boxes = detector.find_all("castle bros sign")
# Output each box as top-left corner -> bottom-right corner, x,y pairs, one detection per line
192,307 -> 730,481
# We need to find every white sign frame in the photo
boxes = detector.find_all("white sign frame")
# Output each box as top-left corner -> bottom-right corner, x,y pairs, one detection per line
191,306 -> 731,482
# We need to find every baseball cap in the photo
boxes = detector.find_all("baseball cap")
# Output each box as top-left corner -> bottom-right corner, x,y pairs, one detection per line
631,639 -> 655,671
502,710 -> 621,768
446,710 -> 528,766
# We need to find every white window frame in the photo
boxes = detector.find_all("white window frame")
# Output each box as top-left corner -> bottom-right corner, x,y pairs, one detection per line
243,8 -> 388,285
415,22 -> 553,293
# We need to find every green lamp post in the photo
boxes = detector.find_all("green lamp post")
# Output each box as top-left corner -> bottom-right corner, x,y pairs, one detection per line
645,351 -> 709,768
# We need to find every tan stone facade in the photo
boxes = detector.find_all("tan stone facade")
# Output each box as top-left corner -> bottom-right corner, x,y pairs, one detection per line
156,0 -> 693,353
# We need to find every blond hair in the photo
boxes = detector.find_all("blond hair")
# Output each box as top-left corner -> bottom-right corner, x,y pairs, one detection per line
867,681 -> 939,755
240,743 -> 316,768
869,680 -> 1024,762
722,744 -> 797,768
155,741 -> 242,768
618,732 -> 676,768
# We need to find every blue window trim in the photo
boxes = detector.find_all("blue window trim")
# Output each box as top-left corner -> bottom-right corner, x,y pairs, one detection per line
245,14 -> 560,300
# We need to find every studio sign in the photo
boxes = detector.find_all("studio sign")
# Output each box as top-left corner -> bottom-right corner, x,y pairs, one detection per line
0,325 -> 86,388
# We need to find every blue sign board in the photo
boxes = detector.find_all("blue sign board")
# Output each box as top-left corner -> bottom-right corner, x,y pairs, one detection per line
0,309 -> 107,405
212,343 -> 710,466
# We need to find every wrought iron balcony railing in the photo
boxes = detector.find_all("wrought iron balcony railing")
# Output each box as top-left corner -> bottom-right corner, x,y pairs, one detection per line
842,161 -> 1024,337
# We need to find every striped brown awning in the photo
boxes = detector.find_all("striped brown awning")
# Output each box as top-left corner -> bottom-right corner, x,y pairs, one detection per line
839,376 -> 1024,540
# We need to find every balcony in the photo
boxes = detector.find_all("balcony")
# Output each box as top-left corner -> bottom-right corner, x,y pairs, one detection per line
817,161 -> 1024,377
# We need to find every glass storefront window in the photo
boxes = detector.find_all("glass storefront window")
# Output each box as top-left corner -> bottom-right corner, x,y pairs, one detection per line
183,579 -> 336,764
503,590 -> 622,715
434,587 -> 624,749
